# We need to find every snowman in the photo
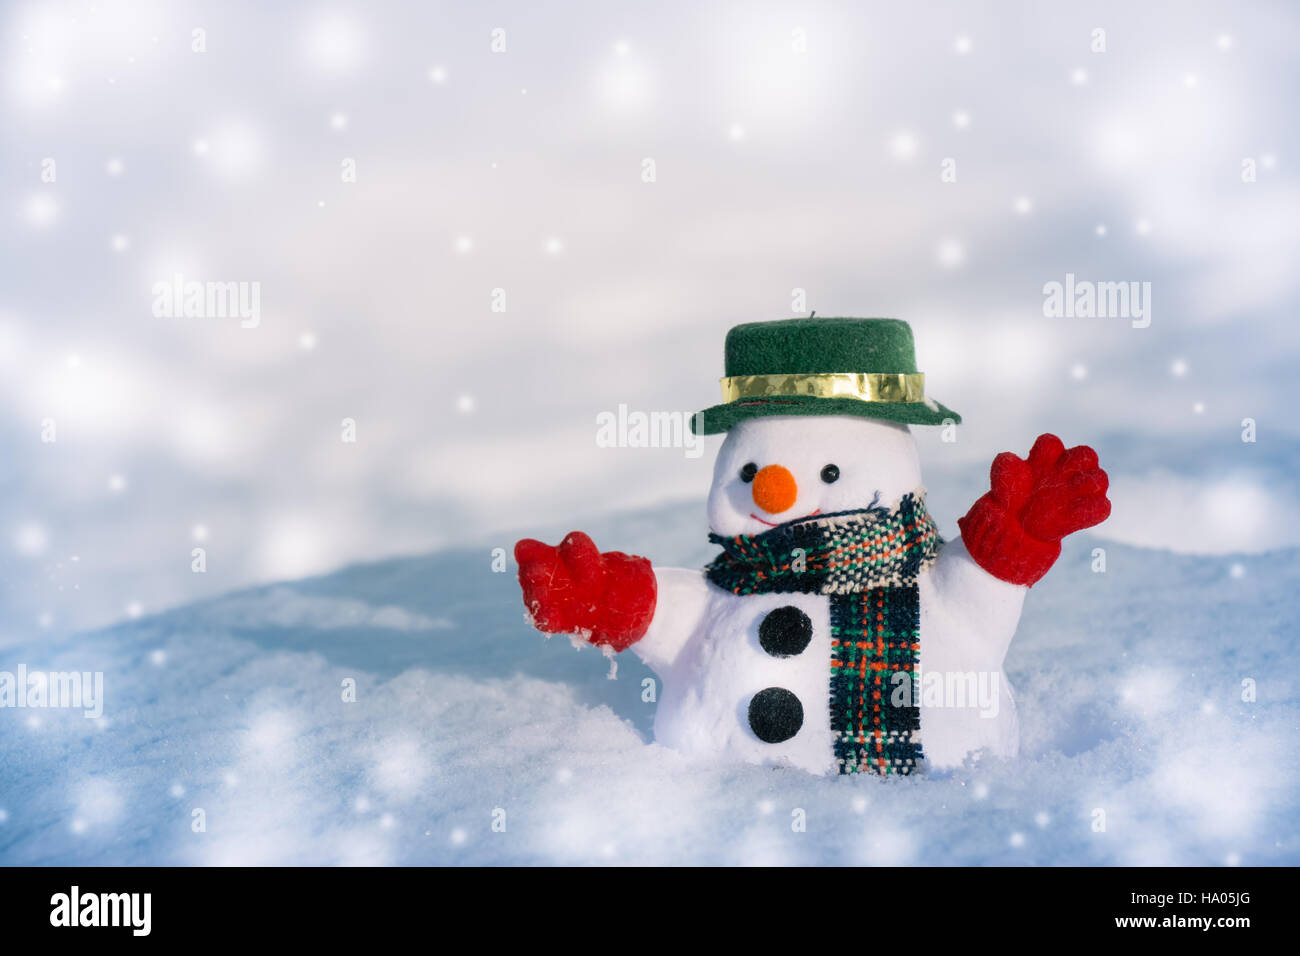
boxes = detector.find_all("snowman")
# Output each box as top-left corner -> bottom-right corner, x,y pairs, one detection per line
515,318 -> 1110,775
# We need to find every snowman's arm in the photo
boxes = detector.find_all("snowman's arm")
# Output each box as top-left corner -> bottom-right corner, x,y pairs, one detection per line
514,534 -> 707,672
957,434 -> 1111,586
938,433 -> 1111,662
928,537 -> 1027,665
629,567 -> 712,675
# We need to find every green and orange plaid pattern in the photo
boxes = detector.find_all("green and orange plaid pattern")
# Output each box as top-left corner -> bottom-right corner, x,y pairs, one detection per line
705,491 -> 941,775
830,584 -> 923,774
704,491 -> 940,597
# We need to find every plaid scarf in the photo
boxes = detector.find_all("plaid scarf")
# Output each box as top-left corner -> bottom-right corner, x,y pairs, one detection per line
705,491 -> 942,775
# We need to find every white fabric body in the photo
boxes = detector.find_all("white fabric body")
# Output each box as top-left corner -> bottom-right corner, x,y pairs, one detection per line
633,416 -> 1028,773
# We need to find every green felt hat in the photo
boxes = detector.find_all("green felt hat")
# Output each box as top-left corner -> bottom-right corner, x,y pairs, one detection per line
691,317 -> 960,435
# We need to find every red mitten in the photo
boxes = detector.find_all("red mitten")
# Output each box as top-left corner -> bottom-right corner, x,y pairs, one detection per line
957,434 -> 1111,587
514,532 -> 657,652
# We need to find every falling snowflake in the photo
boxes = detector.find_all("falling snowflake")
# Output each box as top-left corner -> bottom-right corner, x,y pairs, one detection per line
24,194 -> 59,228
936,238 -> 964,268
890,131 -> 918,161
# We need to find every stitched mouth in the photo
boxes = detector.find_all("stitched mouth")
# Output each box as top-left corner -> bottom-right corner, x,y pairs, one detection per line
749,508 -> 820,527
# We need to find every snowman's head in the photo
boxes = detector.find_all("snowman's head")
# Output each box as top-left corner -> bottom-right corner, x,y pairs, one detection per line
706,415 -> 922,536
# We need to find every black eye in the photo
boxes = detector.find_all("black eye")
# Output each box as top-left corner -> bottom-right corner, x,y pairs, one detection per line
740,462 -> 758,483
820,464 -> 840,484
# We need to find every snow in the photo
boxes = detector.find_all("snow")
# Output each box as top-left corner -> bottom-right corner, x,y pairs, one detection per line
1,500 -> 1297,865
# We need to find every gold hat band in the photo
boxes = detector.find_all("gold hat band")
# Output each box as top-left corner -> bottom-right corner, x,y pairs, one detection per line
720,372 -> 926,404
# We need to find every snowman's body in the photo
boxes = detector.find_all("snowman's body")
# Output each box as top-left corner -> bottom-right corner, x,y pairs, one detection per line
630,415 -> 1030,774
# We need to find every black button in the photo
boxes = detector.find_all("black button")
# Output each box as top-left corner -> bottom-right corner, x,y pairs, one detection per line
748,687 -> 804,743
759,606 -> 812,657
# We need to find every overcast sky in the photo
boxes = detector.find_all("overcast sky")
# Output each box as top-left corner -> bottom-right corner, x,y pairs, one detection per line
2,0 -> 1298,638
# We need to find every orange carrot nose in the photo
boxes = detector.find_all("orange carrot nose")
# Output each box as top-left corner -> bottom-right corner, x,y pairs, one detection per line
752,464 -> 798,514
